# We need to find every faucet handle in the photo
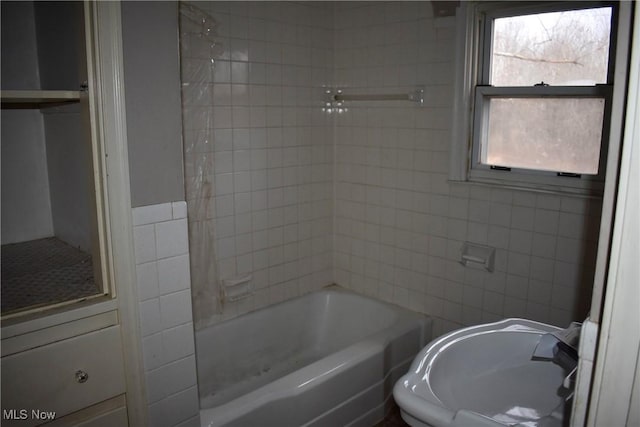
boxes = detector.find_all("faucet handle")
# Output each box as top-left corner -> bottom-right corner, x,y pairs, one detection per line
563,366 -> 577,389
562,366 -> 578,403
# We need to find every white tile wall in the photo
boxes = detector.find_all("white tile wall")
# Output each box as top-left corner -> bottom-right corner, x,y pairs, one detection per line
331,2 -> 603,336
177,1 -> 603,339
133,201 -> 200,427
180,1 -> 335,329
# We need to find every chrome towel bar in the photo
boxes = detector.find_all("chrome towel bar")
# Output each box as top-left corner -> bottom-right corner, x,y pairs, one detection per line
330,88 -> 424,105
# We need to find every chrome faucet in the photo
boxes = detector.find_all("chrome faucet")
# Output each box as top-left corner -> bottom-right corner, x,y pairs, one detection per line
531,322 -> 581,371
532,322 -> 582,402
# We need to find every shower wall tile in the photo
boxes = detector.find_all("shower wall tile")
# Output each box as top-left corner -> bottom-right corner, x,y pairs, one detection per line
178,1 -> 602,340
163,323 -> 197,363
132,202 -> 199,427
158,255 -> 191,295
173,201 -> 189,219
137,261 -> 160,301
332,2 -> 603,337
156,219 -> 190,259
181,1 -> 335,329
160,290 -> 194,329
142,333 -> 164,371
148,386 -> 200,427
133,225 -> 157,264
133,203 -> 174,226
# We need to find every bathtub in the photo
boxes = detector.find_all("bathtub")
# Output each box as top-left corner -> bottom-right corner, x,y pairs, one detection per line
196,287 -> 432,427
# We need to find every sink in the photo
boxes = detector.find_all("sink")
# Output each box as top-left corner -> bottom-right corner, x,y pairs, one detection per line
393,318 -> 573,427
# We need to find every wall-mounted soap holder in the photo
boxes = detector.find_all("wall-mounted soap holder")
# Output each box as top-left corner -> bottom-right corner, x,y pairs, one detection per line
460,242 -> 495,272
222,274 -> 253,302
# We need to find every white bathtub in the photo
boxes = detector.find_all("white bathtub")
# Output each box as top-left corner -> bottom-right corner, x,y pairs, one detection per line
196,287 -> 432,427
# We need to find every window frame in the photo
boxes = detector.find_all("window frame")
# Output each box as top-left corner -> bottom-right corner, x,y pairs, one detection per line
453,1 -> 620,195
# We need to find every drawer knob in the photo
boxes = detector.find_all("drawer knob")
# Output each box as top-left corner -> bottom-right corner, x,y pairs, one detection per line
75,370 -> 89,384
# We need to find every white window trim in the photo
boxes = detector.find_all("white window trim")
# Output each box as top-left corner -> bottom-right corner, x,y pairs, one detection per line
450,1 -> 620,197
470,85 -> 612,187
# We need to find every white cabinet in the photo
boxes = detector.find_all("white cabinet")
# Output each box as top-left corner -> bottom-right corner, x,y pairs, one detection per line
1,2 -> 140,425
1,327 -> 126,426
1,1 -> 103,315
0,90 -> 81,106
71,406 -> 129,427
1,1 -> 86,105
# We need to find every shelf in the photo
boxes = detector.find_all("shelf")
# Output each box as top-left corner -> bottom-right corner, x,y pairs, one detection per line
1,90 -> 81,109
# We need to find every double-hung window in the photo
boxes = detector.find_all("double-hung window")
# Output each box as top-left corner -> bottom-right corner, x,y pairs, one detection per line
454,2 -> 619,194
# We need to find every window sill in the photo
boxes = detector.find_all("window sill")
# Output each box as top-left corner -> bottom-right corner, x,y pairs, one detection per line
449,175 -> 605,199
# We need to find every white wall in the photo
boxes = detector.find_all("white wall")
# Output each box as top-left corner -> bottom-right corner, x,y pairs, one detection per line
43,106 -> 93,251
332,2 -> 602,336
1,1 -> 54,244
1,1 -> 92,250
32,1 -> 93,251
1,1 -> 41,90
180,2 -> 604,337
1,110 -> 53,244
33,1 -> 85,91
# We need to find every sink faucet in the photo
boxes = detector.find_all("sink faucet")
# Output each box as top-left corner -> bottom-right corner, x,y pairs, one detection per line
531,322 -> 581,371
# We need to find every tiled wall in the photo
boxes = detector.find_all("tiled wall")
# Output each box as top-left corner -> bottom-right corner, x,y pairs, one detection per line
180,1 -> 335,329
132,202 -> 200,427
177,1 -> 603,338
331,2 -> 602,336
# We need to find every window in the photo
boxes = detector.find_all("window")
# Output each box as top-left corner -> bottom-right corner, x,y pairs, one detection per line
453,2 -> 619,194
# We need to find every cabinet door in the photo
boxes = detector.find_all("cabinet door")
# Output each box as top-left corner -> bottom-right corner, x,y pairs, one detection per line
74,407 -> 128,427
1,326 -> 126,426
2,2 -> 143,424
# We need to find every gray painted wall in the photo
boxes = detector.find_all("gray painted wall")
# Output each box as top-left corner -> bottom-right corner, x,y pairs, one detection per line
121,1 -> 185,208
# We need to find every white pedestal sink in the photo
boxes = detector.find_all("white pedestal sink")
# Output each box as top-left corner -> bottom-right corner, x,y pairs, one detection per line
393,318 -> 573,427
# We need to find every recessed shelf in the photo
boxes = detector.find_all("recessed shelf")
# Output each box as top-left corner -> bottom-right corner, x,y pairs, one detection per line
1,90 -> 81,109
